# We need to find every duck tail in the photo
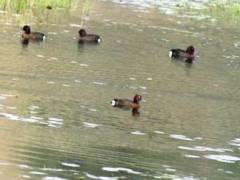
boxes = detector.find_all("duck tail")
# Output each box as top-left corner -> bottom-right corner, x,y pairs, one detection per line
42,34 -> 46,41
168,50 -> 173,58
96,36 -> 101,44
111,99 -> 118,106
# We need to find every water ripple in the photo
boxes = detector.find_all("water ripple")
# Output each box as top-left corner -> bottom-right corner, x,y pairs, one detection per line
170,134 -> 202,141
131,131 -> 146,136
183,154 -> 201,159
85,173 -> 121,180
229,138 -> 240,147
178,146 -> 232,153
102,167 -> 142,175
61,162 -> 80,168
83,122 -> 102,128
205,155 -> 240,163
42,177 -> 67,180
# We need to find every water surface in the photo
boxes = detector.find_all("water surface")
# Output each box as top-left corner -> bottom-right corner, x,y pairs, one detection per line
0,0 -> 239,179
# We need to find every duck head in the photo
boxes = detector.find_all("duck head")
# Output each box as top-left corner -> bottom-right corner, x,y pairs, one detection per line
133,94 -> 142,104
79,29 -> 87,37
186,46 -> 195,55
22,25 -> 31,34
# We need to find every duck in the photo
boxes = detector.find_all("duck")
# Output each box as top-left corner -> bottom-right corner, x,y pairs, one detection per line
169,46 -> 195,63
78,29 -> 101,44
21,25 -> 45,44
111,94 -> 142,115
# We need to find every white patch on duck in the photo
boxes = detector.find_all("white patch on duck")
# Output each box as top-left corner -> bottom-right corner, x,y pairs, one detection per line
43,35 -> 46,41
169,50 -> 173,58
111,100 -> 116,106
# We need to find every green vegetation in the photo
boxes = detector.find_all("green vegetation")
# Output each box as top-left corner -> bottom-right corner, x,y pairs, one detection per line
179,0 -> 240,24
208,1 -> 240,22
0,0 -> 93,27
1,0 -> 239,24
0,0 -> 73,13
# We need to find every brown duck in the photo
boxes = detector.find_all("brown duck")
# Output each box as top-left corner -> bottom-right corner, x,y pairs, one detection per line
169,45 -> 195,63
111,94 -> 142,116
21,25 -> 45,44
78,29 -> 101,44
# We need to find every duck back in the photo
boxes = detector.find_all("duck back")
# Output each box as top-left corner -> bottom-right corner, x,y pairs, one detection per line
30,32 -> 45,41
79,34 -> 101,44
169,49 -> 185,58
112,98 -> 133,109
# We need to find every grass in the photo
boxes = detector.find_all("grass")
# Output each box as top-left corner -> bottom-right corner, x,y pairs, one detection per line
0,0 -> 93,27
2,0 -> 239,25
207,0 -> 240,23
0,0 -> 73,13
177,0 -> 240,24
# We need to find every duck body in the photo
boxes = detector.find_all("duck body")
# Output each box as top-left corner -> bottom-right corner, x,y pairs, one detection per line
78,29 -> 101,44
27,32 -> 45,41
21,25 -> 45,44
169,46 -> 195,63
111,98 -> 139,109
111,95 -> 142,115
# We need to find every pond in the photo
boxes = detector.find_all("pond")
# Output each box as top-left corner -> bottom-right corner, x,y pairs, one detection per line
0,0 -> 239,179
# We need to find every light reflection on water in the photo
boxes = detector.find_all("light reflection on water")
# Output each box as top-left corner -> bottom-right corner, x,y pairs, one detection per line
0,0 -> 240,179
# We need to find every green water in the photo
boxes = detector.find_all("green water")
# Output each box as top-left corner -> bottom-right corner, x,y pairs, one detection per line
0,1 -> 239,179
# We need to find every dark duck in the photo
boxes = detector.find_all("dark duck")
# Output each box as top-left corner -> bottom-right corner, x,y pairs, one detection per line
111,94 -> 142,116
21,25 -> 45,44
78,29 -> 101,44
169,46 -> 195,63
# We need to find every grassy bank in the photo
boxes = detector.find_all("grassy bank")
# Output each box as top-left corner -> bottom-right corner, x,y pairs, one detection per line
0,0 -> 93,27
1,0 -> 239,24
179,0 -> 240,24
0,0 -> 73,13
208,1 -> 240,23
